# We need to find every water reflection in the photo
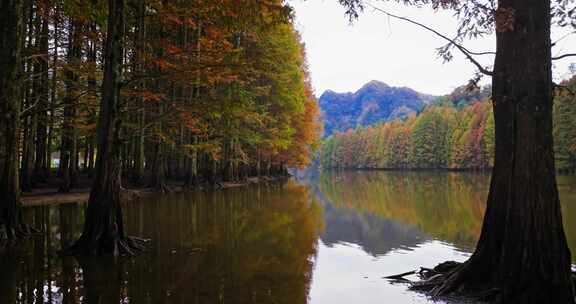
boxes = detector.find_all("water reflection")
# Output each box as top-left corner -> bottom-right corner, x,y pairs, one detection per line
4,172 -> 576,304
317,171 -> 576,259
0,182 -> 322,304
321,202 -> 429,256
308,171 -> 576,304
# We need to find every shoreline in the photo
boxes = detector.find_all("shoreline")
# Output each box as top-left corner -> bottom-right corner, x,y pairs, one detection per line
321,167 -> 576,175
21,176 -> 288,207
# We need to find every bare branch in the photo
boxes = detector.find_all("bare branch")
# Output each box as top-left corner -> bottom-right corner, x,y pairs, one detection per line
552,53 -> 576,60
551,31 -> 576,47
366,2 -> 495,76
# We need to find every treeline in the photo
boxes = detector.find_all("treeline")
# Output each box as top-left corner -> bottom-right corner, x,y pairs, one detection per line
0,0 -> 321,195
320,78 -> 576,172
0,0 -> 321,250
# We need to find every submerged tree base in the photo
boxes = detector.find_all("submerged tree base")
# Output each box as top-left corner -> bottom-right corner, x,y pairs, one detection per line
408,261 -> 497,303
0,199 -> 38,243
387,260 -> 576,304
0,223 -> 30,243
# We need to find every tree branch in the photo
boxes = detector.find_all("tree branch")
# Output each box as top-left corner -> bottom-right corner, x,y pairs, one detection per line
552,53 -> 576,60
366,2 -> 495,76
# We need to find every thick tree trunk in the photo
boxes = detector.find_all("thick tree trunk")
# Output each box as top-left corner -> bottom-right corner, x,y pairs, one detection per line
63,0 -> 146,256
0,0 -> 28,240
432,0 -> 575,303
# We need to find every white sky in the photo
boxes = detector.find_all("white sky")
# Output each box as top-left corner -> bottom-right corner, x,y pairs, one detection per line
289,0 -> 576,96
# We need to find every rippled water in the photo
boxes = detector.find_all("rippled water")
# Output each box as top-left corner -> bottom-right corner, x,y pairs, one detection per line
2,171 -> 576,303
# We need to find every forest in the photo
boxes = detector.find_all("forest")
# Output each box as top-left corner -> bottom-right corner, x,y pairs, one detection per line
0,0 -> 321,253
0,0 -> 321,190
320,77 -> 576,172
2,0 -> 576,302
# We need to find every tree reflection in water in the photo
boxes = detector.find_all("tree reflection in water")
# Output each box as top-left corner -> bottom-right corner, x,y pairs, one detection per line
0,181 -> 323,304
318,171 -> 576,259
4,173 -> 576,304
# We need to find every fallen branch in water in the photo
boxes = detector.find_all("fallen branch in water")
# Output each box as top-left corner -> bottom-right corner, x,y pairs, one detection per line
384,261 -> 462,284
383,270 -> 417,281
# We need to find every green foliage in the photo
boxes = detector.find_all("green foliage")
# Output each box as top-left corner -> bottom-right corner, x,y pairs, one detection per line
410,107 -> 453,168
553,77 -> 576,173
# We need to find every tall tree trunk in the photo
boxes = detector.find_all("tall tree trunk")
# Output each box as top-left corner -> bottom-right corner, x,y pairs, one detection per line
183,19 -> 202,189
63,0 -> 146,256
130,0 -> 146,184
21,1 -> 36,192
33,13 -> 49,183
433,0 -> 575,303
85,21 -> 98,176
149,142 -> 169,193
87,135 -> 95,172
83,137 -> 90,171
0,0 -> 28,240
59,18 -> 81,193
47,4 -> 61,179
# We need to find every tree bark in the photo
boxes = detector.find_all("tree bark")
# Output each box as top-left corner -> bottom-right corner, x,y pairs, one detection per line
59,18 -> 81,193
62,0 -> 146,256
33,12 -> 50,183
0,0 -> 28,240
130,0 -> 146,184
432,0 -> 575,303
148,142 -> 169,193
21,1 -> 36,192
47,4 -> 61,179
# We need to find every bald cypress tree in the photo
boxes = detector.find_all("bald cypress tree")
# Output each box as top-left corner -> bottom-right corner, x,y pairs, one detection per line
341,0 -> 576,302
63,0 -> 146,256
0,0 -> 29,240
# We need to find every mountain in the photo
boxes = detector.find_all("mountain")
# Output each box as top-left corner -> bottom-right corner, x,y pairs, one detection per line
319,80 -> 436,136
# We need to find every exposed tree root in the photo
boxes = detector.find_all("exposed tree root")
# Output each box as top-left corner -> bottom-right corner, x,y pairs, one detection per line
385,261 -> 499,303
387,260 -> 576,303
0,227 -> 41,248
60,235 -> 150,257
0,210 -> 41,244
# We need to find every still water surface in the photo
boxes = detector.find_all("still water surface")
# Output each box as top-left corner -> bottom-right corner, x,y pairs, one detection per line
3,171 -> 576,303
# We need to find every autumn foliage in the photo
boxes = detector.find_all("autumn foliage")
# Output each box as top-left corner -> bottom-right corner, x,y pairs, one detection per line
321,78 -> 576,172
2,0 -> 322,194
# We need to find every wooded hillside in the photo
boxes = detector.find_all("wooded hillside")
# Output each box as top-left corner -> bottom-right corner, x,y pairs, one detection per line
321,78 -> 576,172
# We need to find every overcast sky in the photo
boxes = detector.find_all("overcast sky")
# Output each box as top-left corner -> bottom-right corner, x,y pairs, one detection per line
289,0 -> 576,96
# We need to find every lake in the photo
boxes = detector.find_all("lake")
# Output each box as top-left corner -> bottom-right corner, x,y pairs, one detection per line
3,171 -> 576,304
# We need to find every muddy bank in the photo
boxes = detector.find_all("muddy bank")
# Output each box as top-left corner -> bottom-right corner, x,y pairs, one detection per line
21,176 -> 287,207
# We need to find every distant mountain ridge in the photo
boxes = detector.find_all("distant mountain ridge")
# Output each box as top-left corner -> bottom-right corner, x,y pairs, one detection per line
319,80 -> 437,136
